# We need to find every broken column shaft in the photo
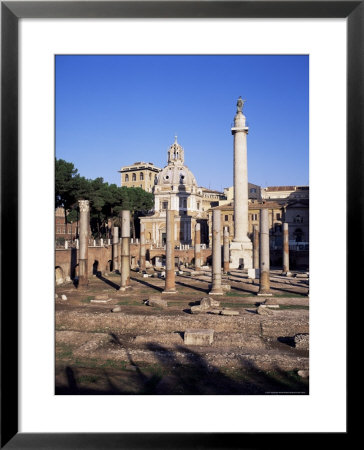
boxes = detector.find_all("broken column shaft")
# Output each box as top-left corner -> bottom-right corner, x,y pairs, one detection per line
253,224 -> 259,269
258,208 -> 272,296
209,209 -> 223,295
112,226 -> 119,272
120,210 -> 131,289
163,210 -> 176,293
78,199 -> 89,288
139,222 -> 146,272
282,222 -> 291,276
194,223 -> 201,271
223,227 -> 230,273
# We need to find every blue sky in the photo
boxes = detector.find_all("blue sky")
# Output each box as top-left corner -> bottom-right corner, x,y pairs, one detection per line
56,55 -> 308,190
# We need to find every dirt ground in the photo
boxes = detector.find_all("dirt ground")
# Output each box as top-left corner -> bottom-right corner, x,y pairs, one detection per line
55,268 -> 309,395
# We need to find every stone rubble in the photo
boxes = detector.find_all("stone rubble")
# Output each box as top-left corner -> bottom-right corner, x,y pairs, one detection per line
294,333 -> 309,350
256,305 -> 273,315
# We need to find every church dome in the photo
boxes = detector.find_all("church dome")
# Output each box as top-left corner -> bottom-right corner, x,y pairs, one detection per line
155,137 -> 198,188
157,164 -> 198,187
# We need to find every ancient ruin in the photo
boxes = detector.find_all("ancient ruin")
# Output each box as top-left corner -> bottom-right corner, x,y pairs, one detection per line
55,98 -> 309,395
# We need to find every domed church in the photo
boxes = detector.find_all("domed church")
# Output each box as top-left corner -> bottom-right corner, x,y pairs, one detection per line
140,137 -> 208,247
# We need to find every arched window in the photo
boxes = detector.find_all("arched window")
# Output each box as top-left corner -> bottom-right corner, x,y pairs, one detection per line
140,172 -> 144,181
125,174 -> 129,182
132,173 -> 136,181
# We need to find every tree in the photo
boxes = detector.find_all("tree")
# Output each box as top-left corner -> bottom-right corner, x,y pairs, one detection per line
55,158 -> 81,226
55,158 -> 154,239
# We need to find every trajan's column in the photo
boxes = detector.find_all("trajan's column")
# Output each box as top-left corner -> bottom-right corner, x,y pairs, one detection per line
229,97 -> 253,269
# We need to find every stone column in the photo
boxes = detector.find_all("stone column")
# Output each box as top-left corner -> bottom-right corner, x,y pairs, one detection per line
112,226 -> 119,272
229,97 -> 253,269
223,227 -> 230,273
282,222 -> 292,276
78,200 -> 89,288
120,210 -> 131,290
253,224 -> 259,269
139,221 -> 146,272
194,223 -> 201,271
258,208 -> 272,296
163,210 -> 176,293
209,210 -> 223,295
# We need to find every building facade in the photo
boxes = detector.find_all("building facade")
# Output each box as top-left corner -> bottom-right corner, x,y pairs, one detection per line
119,161 -> 162,192
140,138 -> 209,247
261,185 -> 309,202
208,200 -> 285,248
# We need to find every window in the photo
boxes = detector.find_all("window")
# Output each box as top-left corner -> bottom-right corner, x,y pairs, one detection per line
140,172 -> 144,181
225,215 -> 228,221
162,201 -> 168,210
197,202 -> 200,210
276,213 -> 281,220
149,173 -> 152,180
250,188 -> 256,193
294,214 -> 303,223
294,228 -> 303,242
125,174 -> 129,182
132,173 -> 136,181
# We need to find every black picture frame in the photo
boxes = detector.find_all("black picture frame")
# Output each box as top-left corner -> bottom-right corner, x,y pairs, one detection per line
1,1 -> 357,448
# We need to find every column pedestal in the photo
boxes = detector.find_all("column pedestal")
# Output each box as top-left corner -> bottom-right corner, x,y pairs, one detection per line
229,240 -> 253,269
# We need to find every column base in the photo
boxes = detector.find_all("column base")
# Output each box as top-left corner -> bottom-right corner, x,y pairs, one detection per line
162,289 -> 177,294
257,291 -> 273,296
120,285 -> 132,291
209,289 -> 224,295
282,271 -> 292,277
229,240 -> 253,269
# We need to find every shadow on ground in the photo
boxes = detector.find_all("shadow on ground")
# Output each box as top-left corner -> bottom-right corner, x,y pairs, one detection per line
55,337 -> 308,395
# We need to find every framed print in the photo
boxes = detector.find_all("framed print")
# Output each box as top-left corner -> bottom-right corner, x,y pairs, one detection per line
1,0 -> 358,448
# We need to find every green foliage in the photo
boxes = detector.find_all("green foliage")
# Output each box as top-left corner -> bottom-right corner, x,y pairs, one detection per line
55,158 -> 154,237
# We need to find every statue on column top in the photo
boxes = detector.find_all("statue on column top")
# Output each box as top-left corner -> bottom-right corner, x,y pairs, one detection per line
237,96 -> 245,113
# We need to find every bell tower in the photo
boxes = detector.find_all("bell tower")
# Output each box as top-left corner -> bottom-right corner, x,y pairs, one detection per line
167,136 -> 184,165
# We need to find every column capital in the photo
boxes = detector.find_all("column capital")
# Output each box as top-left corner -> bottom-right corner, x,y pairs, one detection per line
78,199 -> 89,213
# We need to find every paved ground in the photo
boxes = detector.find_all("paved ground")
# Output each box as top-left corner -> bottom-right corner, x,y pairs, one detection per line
55,268 -> 309,395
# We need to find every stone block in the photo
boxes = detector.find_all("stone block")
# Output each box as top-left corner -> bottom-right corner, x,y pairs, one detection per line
184,329 -> 214,346
221,284 -> 231,291
61,294 -> 67,301
190,305 -> 203,314
220,309 -> 239,316
95,294 -> 109,300
294,333 -> 309,350
111,306 -> 122,313
297,369 -> 309,378
256,305 -> 273,315
248,268 -> 260,279
209,309 -> 223,315
91,299 -> 111,303
147,295 -> 168,308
